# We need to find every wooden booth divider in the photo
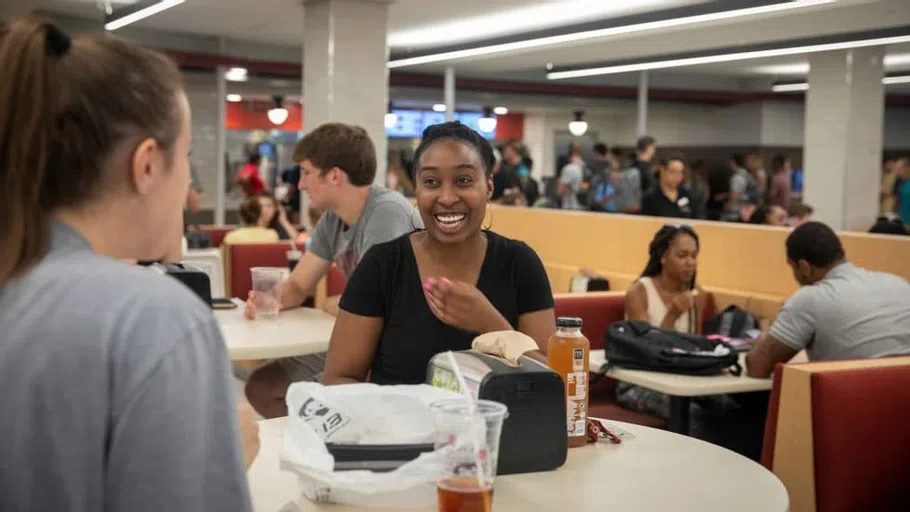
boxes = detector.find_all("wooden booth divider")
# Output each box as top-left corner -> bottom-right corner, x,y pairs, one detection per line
488,206 -> 910,323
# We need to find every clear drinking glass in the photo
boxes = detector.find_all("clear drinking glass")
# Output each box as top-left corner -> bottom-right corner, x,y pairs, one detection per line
250,267 -> 283,320
432,399 -> 508,512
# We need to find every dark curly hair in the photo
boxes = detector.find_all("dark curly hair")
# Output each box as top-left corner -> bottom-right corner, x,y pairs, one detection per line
412,121 -> 496,179
641,224 -> 700,290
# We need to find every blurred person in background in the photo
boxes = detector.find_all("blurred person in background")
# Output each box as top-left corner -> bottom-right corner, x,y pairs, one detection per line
684,159 -> 708,220
869,215 -> 909,236
223,197 -> 279,245
237,152 -> 265,198
257,192 -> 299,241
641,156 -> 693,219
706,165 -> 732,221
505,140 -> 539,206
896,157 -> 910,226
633,135 -> 657,193
386,149 -> 415,197
557,143 -> 586,210
747,204 -> 789,227
556,140 -> 581,179
769,154 -> 793,210
725,153 -> 761,221
591,143 -> 611,179
745,152 -> 768,204
0,18 -> 254,511
880,157 -> 898,215
186,164 -> 203,214
788,202 -> 815,227
492,143 -> 520,203
279,164 -> 302,224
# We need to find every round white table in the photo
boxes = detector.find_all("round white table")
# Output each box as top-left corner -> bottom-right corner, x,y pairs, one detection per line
215,306 -> 336,361
247,417 -> 789,512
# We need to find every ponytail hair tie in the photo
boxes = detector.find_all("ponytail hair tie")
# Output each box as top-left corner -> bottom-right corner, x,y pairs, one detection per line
45,24 -> 71,56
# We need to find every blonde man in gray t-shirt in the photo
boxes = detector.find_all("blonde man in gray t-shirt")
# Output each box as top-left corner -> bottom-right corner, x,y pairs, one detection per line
746,222 -> 910,378
244,123 -> 421,418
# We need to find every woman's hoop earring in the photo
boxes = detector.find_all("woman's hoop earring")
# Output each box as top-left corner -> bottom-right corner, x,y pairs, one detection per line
483,204 -> 494,231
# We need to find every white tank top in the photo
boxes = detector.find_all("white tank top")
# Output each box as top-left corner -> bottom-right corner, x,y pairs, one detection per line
637,277 -> 692,334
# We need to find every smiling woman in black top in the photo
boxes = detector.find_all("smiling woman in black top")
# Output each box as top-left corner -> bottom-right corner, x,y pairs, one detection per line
323,122 -> 556,385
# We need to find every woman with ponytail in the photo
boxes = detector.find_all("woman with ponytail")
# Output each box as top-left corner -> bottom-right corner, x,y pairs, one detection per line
0,18 -> 252,511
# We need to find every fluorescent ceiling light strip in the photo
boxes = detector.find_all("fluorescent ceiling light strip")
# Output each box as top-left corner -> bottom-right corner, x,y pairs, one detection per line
548,35 -> 910,79
387,0 -> 834,68
105,0 -> 186,31
774,74 -> 910,91
771,83 -> 810,92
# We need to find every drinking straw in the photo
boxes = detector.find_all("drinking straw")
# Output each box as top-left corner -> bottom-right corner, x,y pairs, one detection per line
445,351 -> 486,489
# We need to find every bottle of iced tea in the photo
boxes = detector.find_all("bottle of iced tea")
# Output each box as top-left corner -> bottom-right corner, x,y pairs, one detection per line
547,317 -> 590,448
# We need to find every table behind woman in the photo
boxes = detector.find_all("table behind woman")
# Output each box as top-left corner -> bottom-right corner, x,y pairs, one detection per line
323,122 -> 556,385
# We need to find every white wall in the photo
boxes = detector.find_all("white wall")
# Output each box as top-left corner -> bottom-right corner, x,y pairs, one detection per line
760,102 -> 805,147
761,101 -> 910,150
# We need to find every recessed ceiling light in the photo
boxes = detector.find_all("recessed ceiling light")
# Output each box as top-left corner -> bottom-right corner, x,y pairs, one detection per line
432,104 -> 447,112
225,67 -> 248,82
226,94 -> 243,102
493,106 -> 509,115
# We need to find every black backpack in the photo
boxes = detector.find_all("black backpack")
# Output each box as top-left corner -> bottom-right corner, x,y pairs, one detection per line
703,305 -> 758,339
601,321 -> 741,376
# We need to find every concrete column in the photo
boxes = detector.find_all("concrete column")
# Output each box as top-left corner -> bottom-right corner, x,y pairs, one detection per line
803,47 -> 884,231
523,113 -> 556,180
444,66 -> 455,122
303,0 -> 390,186
214,65 -> 227,225
636,71 -> 649,138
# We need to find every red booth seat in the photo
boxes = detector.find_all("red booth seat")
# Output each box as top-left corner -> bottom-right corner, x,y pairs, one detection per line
762,358 -> 910,512
227,242 -> 293,299
552,291 -> 717,430
199,225 -> 234,248
326,265 -> 346,297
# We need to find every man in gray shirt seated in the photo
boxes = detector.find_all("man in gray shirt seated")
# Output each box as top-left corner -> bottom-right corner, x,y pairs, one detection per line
244,123 -> 422,418
747,222 -> 910,377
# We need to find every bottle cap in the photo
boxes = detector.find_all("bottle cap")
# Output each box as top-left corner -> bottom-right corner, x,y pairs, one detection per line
556,317 -> 583,328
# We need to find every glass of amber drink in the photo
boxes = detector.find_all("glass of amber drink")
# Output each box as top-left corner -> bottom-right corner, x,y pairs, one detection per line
432,399 -> 508,512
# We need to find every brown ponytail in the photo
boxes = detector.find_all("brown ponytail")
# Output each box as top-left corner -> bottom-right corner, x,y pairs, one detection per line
0,17 -> 182,285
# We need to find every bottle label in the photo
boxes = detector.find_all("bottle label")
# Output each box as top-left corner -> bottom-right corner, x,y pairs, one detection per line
573,348 -> 585,371
565,367 -> 589,436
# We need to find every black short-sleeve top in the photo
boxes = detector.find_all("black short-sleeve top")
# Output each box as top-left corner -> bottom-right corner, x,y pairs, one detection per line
338,230 -> 554,385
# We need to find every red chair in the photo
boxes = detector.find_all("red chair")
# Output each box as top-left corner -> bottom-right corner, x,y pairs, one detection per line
762,359 -> 910,512
326,265 -> 347,297
199,225 -> 234,248
227,242 -> 293,299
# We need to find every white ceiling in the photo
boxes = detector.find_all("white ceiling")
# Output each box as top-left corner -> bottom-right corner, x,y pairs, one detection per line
22,0 -> 693,49
13,0 -> 910,88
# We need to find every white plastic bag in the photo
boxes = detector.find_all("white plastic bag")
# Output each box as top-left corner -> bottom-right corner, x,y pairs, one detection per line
280,382 -> 461,508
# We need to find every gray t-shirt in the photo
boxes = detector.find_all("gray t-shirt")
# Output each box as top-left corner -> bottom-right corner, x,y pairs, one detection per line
769,262 -> 910,361
614,166 -> 643,212
559,162 -> 584,211
0,221 -> 250,512
309,185 -> 422,277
